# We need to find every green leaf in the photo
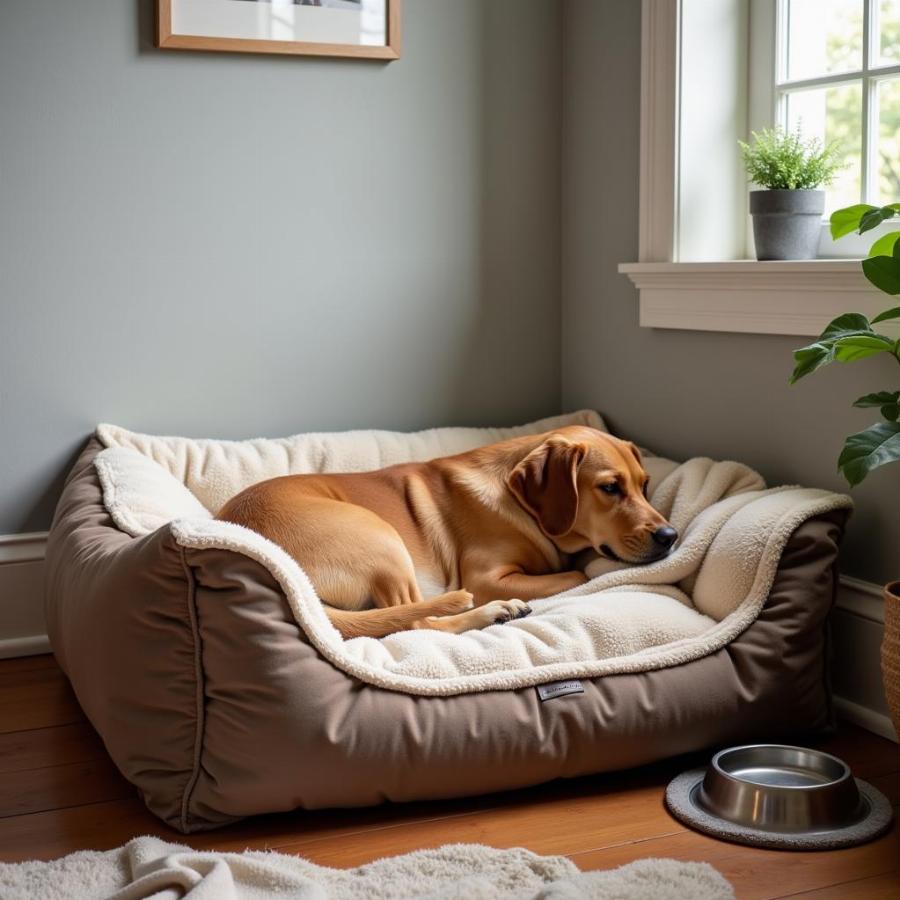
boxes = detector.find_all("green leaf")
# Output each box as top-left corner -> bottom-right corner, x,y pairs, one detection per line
790,342 -> 834,383
837,421 -> 900,486
862,255 -> 900,294
853,391 -> 900,408
868,231 -> 900,259
853,391 -> 900,419
860,209 -> 889,234
789,311 -> 898,382
871,305 -> 900,324
833,334 -> 897,363
821,312 -> 872,338
790,313 -> 886,382
831,204 -> 876,240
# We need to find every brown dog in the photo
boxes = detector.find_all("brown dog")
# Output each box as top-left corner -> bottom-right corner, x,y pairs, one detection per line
216,426 -> 676,639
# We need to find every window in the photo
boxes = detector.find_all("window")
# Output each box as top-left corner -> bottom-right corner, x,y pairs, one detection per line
751,0 -> 900,254
622,0 -> 898,339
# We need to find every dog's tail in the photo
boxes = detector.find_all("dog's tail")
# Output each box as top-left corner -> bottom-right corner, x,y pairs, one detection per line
324,590 -> 474,639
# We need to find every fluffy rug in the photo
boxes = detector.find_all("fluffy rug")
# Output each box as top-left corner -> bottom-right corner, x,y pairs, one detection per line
0,837 -> 734,900
91,411 -> 851,696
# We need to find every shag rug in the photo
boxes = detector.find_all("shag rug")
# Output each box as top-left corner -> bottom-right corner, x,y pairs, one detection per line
0,837 -> 735,900
92,411 -> 851,696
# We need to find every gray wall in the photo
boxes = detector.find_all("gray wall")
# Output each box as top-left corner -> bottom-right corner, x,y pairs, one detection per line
561,0 -> 899,584
0,0 -> 561,533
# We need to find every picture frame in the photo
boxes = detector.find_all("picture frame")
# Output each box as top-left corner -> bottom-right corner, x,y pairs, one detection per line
157,0 -> 401,60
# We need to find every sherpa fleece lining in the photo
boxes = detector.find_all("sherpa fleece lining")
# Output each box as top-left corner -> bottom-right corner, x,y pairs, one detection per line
93,412 -> 852,697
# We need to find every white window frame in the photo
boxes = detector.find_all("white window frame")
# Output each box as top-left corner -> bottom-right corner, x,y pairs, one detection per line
620,0 -> 897,339
749,0 -> 900,258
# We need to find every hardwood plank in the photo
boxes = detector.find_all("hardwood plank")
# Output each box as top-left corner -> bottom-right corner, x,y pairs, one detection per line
0,723 -> 108,774
0,797 -> 180,862
0,758 -> 133,819
0,666 -> 85,733
270,782 -> 683,866
570,826 -> 900,900
867,770 -> 900,805
808,729 -> 900,780
0,654 -> 58,674
0,794 -> 513,864
775,870 -> 900,899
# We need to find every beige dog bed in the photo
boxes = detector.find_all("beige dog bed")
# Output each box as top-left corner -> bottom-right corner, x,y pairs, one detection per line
45,411 -> 851,832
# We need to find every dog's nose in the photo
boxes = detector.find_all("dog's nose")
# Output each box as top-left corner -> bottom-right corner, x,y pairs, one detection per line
651,526 -> 678,550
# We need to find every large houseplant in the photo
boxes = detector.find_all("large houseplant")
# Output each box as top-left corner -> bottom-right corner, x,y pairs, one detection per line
740,127 -> 843,260
790,201 -> 900,737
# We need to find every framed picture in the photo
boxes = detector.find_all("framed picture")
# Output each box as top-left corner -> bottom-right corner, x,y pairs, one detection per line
157,0 -> 401,60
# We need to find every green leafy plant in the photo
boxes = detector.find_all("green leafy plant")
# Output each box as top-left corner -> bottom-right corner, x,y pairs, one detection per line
739,126 -> 844,190
790,203 -> 900,485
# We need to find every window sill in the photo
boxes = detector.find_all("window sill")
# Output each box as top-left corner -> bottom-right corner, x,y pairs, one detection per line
618,260 -> 893,337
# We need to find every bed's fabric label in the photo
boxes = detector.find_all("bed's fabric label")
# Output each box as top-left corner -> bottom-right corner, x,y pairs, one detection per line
536,680 -> 584,701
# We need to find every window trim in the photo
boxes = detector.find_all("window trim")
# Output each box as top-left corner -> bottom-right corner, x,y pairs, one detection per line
637,0 -> 679,263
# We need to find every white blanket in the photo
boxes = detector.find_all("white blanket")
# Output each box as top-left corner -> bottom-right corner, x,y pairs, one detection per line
0,837 -> 734,900
94,412 -> 851,696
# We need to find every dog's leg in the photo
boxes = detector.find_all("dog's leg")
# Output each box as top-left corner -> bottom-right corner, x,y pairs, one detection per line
326,589 -> 474,639
419,567 -> 594,634
416,598 -> 533,634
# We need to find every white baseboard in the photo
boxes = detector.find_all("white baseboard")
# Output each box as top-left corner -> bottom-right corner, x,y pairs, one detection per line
837,575 -> 885,624
0,531 -> 50,658
0,633 -> 52,660
0,531 -> 49,565
0,532 -> 895,742
834,696 -> 898,743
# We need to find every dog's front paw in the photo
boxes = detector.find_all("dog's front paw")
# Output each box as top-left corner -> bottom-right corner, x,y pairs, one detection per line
484,598 -> 532,625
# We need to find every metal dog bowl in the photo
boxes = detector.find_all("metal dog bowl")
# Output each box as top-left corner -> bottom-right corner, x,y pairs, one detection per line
700,745 -> 862,832
666,744 -> 894,851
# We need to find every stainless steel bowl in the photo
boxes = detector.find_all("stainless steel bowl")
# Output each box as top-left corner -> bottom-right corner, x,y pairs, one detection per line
697,744 -> 865,833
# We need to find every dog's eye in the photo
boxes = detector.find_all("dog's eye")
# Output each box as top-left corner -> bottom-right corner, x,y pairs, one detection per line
642,480 -> 649,498
599,482 -> 621,496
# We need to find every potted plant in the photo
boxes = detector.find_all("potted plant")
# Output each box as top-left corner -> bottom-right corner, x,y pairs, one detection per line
739,126 -> 843,260
790,201 -> 900,736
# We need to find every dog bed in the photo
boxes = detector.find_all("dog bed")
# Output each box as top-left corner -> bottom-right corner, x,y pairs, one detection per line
45,411 -> 852,832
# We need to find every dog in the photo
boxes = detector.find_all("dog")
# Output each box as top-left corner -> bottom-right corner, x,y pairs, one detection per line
216,426 -> 677,639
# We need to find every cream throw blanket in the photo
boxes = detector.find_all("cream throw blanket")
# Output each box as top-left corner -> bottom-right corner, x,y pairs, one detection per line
0,837 -> 734,899
94,411 -> 851,697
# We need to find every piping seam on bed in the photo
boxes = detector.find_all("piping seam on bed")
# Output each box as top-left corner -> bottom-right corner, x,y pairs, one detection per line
177,541 -> 207,834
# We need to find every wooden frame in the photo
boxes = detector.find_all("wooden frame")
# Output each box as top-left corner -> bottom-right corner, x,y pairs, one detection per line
157,0 -> 401,60
637,0 -> 680,263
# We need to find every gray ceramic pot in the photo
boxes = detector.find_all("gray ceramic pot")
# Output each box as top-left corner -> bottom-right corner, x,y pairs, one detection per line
750,189 -> 825,260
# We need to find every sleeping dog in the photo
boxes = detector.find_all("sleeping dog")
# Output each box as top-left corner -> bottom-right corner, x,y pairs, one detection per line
216,426 -> 677,638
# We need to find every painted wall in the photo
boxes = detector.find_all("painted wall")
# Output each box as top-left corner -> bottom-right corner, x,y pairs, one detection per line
561,0 -> 899,585
0,0 -> 561,534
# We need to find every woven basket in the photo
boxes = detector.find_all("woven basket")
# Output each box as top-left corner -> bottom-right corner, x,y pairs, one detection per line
882,581 -> 900,739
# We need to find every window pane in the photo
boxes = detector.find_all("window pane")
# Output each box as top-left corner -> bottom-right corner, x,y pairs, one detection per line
784,81 -> 863,211
786,0 -> 863,81
876,0 -> 900,66
876,77 -> 900,203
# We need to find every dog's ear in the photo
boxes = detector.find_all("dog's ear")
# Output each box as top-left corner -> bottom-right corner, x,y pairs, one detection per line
624,441 -> 650,497
626,441 -> 643,465
507,436 -> 587,537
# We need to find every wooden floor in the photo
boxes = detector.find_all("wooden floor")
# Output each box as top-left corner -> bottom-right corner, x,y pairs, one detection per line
1,654 -> 898,899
